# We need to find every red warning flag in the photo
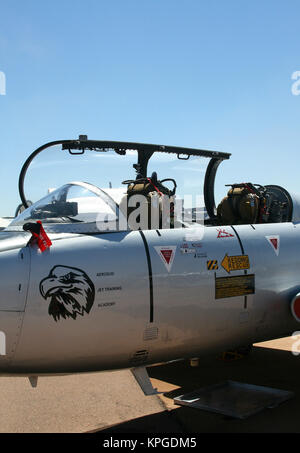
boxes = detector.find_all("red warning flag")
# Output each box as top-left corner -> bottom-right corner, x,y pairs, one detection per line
35,221 -> 52,252
23,221 -> 52,252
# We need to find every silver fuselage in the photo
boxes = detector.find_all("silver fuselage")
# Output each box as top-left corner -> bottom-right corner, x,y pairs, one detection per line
0,223 -> 299,375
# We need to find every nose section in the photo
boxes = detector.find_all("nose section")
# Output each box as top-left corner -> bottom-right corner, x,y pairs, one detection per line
0,247 -> 30,311
0,236 -> 31,370
0,311 -> 28,372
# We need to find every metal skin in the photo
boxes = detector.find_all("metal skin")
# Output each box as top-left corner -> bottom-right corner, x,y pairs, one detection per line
0,222 -> 299,376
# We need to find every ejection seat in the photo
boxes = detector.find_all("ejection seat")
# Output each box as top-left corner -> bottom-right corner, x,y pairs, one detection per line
120,172 -> 177,230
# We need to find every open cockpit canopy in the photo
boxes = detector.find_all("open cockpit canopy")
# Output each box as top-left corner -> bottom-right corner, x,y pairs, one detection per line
6,136 -> 232,233
17,135 -> 231,224
6,136 -> 298,234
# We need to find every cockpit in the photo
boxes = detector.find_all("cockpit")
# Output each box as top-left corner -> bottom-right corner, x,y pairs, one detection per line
7,176 -> 188,233
7,182 -> 124,234
7,137 -> 226,233
4,136 -> 300,234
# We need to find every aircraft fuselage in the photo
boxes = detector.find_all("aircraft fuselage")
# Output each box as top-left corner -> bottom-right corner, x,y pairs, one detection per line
0,223 -> 299,375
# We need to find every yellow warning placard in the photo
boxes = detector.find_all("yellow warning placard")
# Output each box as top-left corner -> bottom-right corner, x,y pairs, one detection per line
221,254 -> 250,273
215,274 -> 255,299
207,260 -> 218,271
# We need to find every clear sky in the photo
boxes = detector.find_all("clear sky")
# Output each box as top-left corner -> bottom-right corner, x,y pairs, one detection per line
1,0 -> 300,216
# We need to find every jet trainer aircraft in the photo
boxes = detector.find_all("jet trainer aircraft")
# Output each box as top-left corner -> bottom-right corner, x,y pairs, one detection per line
1,136 -> 300,393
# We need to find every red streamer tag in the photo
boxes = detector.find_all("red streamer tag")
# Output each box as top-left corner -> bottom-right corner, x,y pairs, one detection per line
32,221 -> 52,252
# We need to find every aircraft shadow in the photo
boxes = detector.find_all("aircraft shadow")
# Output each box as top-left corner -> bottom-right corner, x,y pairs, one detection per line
97,345 -> 300,433
96,410 -> 184,434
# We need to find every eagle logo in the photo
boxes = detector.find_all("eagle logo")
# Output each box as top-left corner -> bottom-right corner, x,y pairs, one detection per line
40,266 -> 95,322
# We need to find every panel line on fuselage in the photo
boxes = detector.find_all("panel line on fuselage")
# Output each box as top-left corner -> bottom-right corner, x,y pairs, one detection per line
139,231 -> 154,323
230,225 -> 248,310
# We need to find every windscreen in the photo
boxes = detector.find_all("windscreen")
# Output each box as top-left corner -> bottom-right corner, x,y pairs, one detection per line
7,183 -> 122,234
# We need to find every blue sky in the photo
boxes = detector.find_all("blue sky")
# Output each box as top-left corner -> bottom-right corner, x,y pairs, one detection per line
1,0 -> 300,216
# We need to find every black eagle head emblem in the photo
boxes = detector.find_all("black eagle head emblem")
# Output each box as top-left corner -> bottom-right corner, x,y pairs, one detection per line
40,266 -> 95,322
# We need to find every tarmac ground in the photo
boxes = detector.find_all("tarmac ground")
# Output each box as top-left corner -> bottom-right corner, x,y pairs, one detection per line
0,336 -> 299,433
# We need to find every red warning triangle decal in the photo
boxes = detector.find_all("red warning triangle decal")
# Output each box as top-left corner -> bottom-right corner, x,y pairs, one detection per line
161,249 -> 173,264
154,246 -> 177,272
217,228 -> 234,238
270,238 -> 278,249
266,235 -> 280,256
